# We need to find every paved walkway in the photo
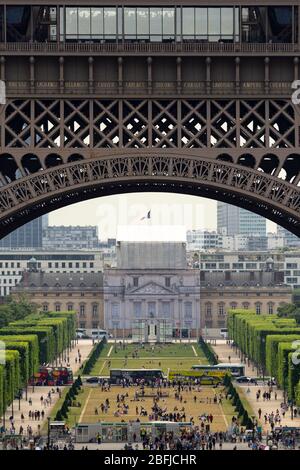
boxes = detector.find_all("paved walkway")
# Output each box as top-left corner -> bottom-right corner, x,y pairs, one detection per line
73,442 -> 250,451
1,339 -> 93,436
211,340 -> 300,432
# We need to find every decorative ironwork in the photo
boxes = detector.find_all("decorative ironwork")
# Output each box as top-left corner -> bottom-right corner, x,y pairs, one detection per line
0,153 -> 299,238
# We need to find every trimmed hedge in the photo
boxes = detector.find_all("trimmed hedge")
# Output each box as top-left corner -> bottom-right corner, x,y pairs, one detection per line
0,311 -> 77,421
0,334 -> 39,379
228,309 -> 300,403
0,365 -> 4,417
55,376 -> 82,422
266,334 -> 300,377
198,336 -> 218,365
296,380 -> 300,407
0,327 -> 55,364
225,378 -> 253,428
288,352 -> 300,400
2,341 -> 29,386
82,338 -> 107,375
3,350 -> 20,409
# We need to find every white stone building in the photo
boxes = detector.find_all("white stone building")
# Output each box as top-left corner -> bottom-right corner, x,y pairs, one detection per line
104,239 -> 200,340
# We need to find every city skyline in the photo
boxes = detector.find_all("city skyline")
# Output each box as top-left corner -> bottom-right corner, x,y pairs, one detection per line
48,193 -> 277,240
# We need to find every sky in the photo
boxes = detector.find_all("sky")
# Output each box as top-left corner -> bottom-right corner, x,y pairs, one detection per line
49,192 -> 276,240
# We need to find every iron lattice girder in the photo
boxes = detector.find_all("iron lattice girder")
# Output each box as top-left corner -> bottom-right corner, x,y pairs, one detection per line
1,98 -> 297,150
0,153 -> 299,238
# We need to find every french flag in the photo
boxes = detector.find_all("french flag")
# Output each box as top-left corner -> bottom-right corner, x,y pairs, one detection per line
140,210 -> 151,221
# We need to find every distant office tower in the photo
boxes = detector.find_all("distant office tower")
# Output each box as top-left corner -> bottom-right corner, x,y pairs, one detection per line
277,225 -> 300,247
217,202 -> 266,236
0,215 -> 48,249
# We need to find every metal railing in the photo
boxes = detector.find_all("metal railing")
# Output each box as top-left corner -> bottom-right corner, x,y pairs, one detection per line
4,80 -> 293,97
0,41 -> 298,54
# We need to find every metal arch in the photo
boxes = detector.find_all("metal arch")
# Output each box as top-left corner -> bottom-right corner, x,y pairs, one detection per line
0,153 -> 299,238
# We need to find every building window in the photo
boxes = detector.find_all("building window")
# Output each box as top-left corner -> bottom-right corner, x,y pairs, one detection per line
67,303 -> 73,311
205,303 -> 212,317
92,304 -> 98,317
55,303 -> 61,312
268,303 -> 274,315
133,302 -> 142,318
79,322 -> 86,329
148,302 -> 156,318
42,303 -> 48,312
92,322 -> 99,329
80,304 -> 85,317
255,303 -> 262,315
165,277 -> 171,287
218,303 -> 225,316
230,303 -> 237,310
161,301 -> 171,319
133,277 -> 139,287
242,302 -> 249,310
112,303 -> 120,319
184,302 -> 192,320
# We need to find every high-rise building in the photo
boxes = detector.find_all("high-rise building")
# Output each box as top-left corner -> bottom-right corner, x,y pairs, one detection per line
0,215 -> 48,250
217,202 -> 266,237
277,225 -> 300,248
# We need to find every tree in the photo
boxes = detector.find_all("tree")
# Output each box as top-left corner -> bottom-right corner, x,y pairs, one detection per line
0,294 -> 39,327
278,303 -> 300,325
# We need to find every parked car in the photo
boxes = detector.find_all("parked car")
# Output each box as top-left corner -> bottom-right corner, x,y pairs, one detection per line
236,376 -> 257,384
85,377 -> 99,384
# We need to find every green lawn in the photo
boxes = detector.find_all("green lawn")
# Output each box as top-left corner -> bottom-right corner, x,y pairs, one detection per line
89,342 -> 208,376
46,387 -> 91,430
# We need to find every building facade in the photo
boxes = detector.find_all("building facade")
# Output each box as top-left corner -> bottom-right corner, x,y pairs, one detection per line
277,225 -> 300,248
0,215 -> 48,250
217,202 -> 266,237
200,271 -> 292,329
186,230 -> 222,252
42,225 -> 99,250
104,241 -> 200,339
12,272 -> 104,330
0,250 -> 103,297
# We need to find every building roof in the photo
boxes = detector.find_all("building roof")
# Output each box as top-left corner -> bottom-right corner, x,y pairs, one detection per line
15,272 -> 103,289
200,271 -> 286,288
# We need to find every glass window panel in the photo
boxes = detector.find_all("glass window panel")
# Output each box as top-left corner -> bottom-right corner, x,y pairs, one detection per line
221,8 -> 234,35
195,8 -> 208,35
91,8 -> 103,36
182,8 -> 195,36
124,7 -> 136,36
78,8 -> 90,36
118,7 -> 123,37
0,6 -> 4,41
6,6 -> 31,42
235,7 -> 240,41
104,7 -> 116,36
208,8 -> 221,35
150,8 -> 162,35
60,7 -> 64,41
66,7 -> 78,36
176,7 -> 181,38
137,8 -> 149,36
163,8 -> 175,36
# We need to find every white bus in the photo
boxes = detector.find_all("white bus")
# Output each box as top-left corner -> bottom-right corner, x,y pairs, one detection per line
220,328 -> 228,339
76,328 -> 109,340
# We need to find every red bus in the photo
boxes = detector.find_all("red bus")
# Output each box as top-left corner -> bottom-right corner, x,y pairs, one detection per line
29,367 -> 73,386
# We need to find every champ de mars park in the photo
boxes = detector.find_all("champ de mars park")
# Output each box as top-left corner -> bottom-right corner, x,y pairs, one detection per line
1,0 -> 300,462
